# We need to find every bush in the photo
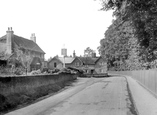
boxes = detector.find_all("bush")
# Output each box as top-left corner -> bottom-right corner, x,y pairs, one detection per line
57,68 -> 72,74
29,69 -> 41,75
14,67 -> 25,75
49,68 -> 60,74
0,66 -> 26,76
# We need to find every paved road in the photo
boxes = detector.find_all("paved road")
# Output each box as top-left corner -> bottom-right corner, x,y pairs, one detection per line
6,77 -> 137,115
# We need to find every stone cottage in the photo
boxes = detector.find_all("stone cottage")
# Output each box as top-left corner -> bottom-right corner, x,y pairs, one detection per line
0,27 -> 45,71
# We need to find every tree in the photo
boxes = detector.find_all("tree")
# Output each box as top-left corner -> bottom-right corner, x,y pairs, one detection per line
125,36 -> 143,70
99,0 -> 157,62
14,47 -> 32,74
84,47 -> 95,57
99,18 -> 135,70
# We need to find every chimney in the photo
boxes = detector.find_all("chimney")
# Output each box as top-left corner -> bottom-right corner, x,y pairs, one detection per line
6,27 -> 14,55
73,50 -> 76,57
92,52 -> 96,58
30,33 -> 36,43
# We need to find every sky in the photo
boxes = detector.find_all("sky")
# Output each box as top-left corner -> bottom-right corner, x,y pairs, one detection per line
0,0 -> 113,60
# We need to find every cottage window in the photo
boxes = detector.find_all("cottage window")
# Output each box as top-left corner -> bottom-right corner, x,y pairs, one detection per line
54,62 -> 57,68
99,62 -> 105,66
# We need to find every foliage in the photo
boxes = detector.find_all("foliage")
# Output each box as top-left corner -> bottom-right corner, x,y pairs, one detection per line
84,47 -> 95,57
0,66 -> 12,75
125,37 -> 144,70
100,0 -> 157,62
0,66 -> 24,75
29,69 -> 41,75
14,47 -> 32,71
99,18 -> 136,70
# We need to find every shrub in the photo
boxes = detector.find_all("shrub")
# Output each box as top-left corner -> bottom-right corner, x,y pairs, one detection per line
0,66 -> 12,75
29,69 -> 41,75
14,67 -> 25,75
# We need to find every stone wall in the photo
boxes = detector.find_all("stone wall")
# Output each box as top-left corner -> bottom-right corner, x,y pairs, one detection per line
0,73 -> 77,113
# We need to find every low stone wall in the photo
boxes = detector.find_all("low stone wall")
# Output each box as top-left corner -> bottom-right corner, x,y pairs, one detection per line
79,73 -> 109,78
109,70 -> 157,96
0,73 -> 77,114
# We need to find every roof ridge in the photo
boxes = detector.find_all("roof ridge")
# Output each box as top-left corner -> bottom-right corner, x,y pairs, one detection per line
13,34 -> 45,54
14,34 -> 35,42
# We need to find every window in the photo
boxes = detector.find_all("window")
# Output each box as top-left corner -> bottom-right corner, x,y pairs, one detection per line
99,62 -> 106,66
99,62 -> 103,66
100,69 -> 104,73
54,62 -> 57,68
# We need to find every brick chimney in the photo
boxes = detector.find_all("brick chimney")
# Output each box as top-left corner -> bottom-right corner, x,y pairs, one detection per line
30,33 -> 36,43
6,27 -> 14,55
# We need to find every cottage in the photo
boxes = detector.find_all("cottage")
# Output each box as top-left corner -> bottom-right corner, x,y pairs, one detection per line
94,57 -> 107,73
76,56 -> 107,74
0,27 -> 45,71
48,55 -> 107,74
48,56 -> 75,70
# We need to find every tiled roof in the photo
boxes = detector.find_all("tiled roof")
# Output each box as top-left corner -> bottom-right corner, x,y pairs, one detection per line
0,35 -> 6,43
58,57 -> 75,64
13,35 -> 45,54
0,35 -> 45,54
78,57 -> 99,65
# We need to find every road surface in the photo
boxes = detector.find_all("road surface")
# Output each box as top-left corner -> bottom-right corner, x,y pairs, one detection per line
6,76 -> 138,115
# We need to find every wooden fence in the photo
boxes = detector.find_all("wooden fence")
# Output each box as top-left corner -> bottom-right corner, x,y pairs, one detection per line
109,69 -> 157,96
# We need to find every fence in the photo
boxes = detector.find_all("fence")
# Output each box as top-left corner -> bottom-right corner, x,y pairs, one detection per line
109,69 -> 157,96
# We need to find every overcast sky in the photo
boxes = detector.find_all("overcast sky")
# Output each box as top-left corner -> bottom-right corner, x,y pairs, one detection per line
0,0 -> 113,60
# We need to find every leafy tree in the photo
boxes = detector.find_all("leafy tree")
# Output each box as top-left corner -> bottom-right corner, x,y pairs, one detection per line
14,47 -> 32,73
99,19 -> 134,70
125,37 -> 143,70
84,47 -> 95,57
99,0 -> 157,62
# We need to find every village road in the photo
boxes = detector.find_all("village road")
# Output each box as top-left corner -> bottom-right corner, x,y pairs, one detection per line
6,76 -> 137,115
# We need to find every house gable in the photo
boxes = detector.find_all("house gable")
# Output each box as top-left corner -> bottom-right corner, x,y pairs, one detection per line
94,56 -> 107,73
71,57 -> 83,67
48,57 -> 63,70
95,57 -> 107,67
0,28 -> 46,71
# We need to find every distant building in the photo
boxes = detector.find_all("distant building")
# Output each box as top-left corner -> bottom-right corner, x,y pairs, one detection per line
48,51 -> 107,74
0,27 -> 45,71
48,56 -> 75,70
